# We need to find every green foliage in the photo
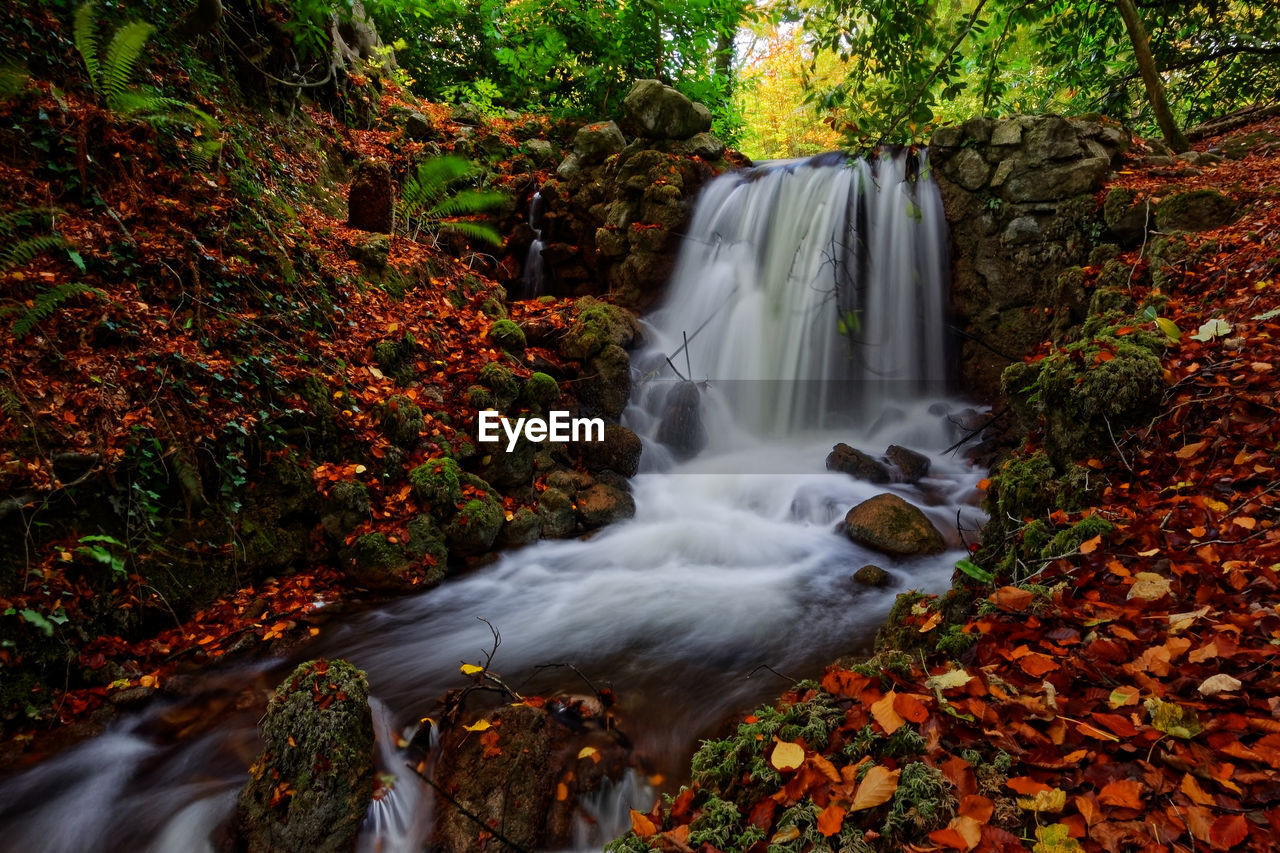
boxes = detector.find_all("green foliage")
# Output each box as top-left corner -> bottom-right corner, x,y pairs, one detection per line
73,2 -> 221,166
882,762 -> 956,839
397,156 -> 506,247
75,534 -> 128,577
4,283 -> 104,340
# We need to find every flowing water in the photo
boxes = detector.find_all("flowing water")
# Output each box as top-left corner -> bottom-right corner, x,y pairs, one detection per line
0,151 -> 985,852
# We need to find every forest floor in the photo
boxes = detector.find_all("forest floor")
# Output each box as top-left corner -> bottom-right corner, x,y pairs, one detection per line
621,119 -> 1280,852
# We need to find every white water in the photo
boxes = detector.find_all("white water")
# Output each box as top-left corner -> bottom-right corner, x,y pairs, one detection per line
0,152 -> 984,853
521,191 -> 547,298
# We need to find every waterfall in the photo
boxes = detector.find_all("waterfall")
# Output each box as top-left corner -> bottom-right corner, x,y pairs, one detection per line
521,191 -> 547,298
631,150 -> 949,443
0,150 -> 984,853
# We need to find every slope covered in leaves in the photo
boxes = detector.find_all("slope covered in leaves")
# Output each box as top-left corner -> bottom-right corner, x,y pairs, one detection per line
611,120 -> 1280,852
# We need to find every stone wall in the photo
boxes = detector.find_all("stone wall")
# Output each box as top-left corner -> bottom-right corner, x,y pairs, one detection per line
516,80 -> 745,311
929,115 -> 1132,401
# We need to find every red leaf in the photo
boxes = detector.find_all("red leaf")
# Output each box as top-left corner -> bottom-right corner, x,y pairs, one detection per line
1098,778 -> 1144,810
1209,813 -> 1249,849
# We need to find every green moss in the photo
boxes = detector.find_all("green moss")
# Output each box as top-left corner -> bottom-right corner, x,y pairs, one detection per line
443,475 -> 504,554
467,385 -> 497,410
874,591 -> 938,655
478,362 -> 519,409
521,371 -> 560,412
376,395 -> 424,446
1042,515 -> 1114,558
406,514 -> 449,584
882,762 -> 956,840
688,794 -> 746,849
409,458 -> 461,517
1156,188 -> 1236,233
487,319 -> 526,353
478,296 -> 508,319
560,300 -> 638,360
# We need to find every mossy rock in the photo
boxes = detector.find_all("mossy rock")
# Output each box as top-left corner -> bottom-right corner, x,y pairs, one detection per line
575,482 -> 636,529
520,372 -> 560,413
321,480 -> 370,541
299,374 -> 340,449
875,592 -> 941,655
986,450 -> 1092,525
236,659 -> 374,853
409,458 -> 461,517
478,296 -> 508,319
582,343 -> 631,420
1156,189 -> 1236,233
1102,187 -> 1151,244
578,423 -> 642,477
498,507 -> 541,548
347,532 -> 413,590
845,494 -> 946,557
478,362 -> 519,410
443,474 -> 504,554
477,435 -> 536,488
538,487 -> 576,539
467,385 -> 497,410
407,515 -> 449,584
372,335 -> 416,385
487,319 -> 526,353
376,395 -> 424,446
560,299 -> 641,360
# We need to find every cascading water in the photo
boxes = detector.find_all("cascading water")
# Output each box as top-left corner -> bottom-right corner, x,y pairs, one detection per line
521,191 -> 547,298
0,151 -> 984,853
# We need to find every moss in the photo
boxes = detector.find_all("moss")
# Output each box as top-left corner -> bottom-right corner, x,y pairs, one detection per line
478,362 -> 519,410
478,295 -> 508,319
1042,515 -> 1114,558
1156,188 -> 1236,233
560,300 -> 638,360
987,451 -> 1091,524
372,334 -> 416,385
409,457 -> 461,517
443,475 -> 503,554
466,385 -> 497,410
521,371 -> 560,412
299,373 -> 339,448
376,395 -> 424,446
882,762 -> 956,840
487,319 -> 526,353
874,592 -> 940,655
236,659 -> 374,853
352,532 -> 406,572
406,514 -> 449,584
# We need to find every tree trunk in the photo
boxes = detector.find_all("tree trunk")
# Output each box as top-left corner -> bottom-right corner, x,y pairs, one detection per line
1115,0 -> 1189,152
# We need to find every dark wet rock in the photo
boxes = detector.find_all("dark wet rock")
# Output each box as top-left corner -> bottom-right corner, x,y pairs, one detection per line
409,458 -> 461,518
573,120 -> 626,164
1103,187 -> 1153,245
346,532 -> 413,590
477,435 -> 536,489
1155,188 -> 1236,233
826,443 -> 891,484
885,445 -> 931,483
498,507 -> 541,548
538,487 -> 576,538
405,112 -> 434,141
406,515 -> 449,583
560,300 -> 642,360
576,482 -> 636,529
578,423 -> 642,477
236,659 -> 374,853
582,343 -> 631,421
320,480 -> 370,541
844,494 -> 946,556
443,475 -> 504,554
347,159 -> 393,234
655,381 -> 707,461
853,564 -> 891,587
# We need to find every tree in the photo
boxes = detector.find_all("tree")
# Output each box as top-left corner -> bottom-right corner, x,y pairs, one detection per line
1114,0 -> 1188,151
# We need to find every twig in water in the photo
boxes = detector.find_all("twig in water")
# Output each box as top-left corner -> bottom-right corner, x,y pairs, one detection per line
747,664 -> 800,685
406,764 -> 532,853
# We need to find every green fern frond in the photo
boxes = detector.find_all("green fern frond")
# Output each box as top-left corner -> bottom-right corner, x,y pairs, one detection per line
439,221 -> 503,246
398,155 -> 505,246
101,21 -> 156,109
2,235 -> 70,273
0,62 -> 30,100
9,283 -> 103,340
429,189 -> 507,220
73,1 -> 101,88
398,156 -> 478,220
0,207 -> 56,236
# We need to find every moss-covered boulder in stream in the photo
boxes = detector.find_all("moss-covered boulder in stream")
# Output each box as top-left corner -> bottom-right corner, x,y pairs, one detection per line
443,474 -> 504,554
346,531 -> 414,590
486,318 -> 526,353
844,494 -> 946,556
406,514 -> 449,583
236,659 -> 374,853
520,371 -> 560,413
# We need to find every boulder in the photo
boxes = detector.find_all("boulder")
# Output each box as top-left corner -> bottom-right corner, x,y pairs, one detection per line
672,131 -> 726,160
498,507 -> 541,548
347,159 -> 394,234
405,112 -> 434,141
347,233 -> 389,270
885,445 -> 930,483
583,343 -> 631,420
430,701 -> 631,853
560,300 -> 642,360
526,138 -> 556,164
409,458 -> 461,517
1155,189 -> 1236,233
853,564 -> 891,587
826,443 -> 891,484
575,482 -> 636,528
1002,156 -> 1109,202
406,515 -> 449,583
573,121 -> 626,164
578,423 -> 642,477
1103,187 -> 1152,245
622,79 -> 712,140
844,494 -> 946,556
236,660 -> 374,853
443,475 -> 504,554
655,381 -> 707,461
346,532 -> 414,591
538,487 -> 577,538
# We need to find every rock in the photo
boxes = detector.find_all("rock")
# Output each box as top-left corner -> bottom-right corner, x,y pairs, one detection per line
655,381 -> 707,461
538,487 -> 576,538
990,119 -> 1023,146
826,443 -> 891,484
556,153 -> 583,179
578,423 -> 642,477
520,372 -> 560,413
451,102 -> 483,125
321,480 -> 370,541
844,494 -> 946,556
929,125 -> 964,149
853,565 -> 891,587
443,475 -> 504,554
573,121 -> 626,164
430,701 -> 630,853
575,482 -> 636,528
1217,129 -> 1280,160
236,660 -> 374,853
498,507 -> 541,548
947,148 -> 991,191
583,343 -> 631,420
347,233 -> 389,270
1002,156 -> 1109,202
406,515 -> 449,583
347,159 -> 394,234
347,532 -> 413,590
561,299 -> 641,360
487,318 -> 526,353
1103,187 -> 1152,245
409,458 -> 461,517
1023,116 -> 1081,161
673,131 -> 726,160
622,79 -> 712,140
885,445 -> 930,483
1155,189 -> 1236,233
376,394 -> 424,446
526,138 -> 556,164
405,112 -> 434,141
1002,216 -> 1042,246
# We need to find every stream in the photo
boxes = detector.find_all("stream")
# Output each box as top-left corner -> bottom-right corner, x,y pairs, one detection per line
0,151 -> 985,852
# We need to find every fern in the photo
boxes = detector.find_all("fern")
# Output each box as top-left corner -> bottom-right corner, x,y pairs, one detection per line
73,1 -> 101,89
2,236 -> 70,273
100,21 -> 156,110
7,283 -> 104,340
0,62 -> 29,100
397,156 -> 506,246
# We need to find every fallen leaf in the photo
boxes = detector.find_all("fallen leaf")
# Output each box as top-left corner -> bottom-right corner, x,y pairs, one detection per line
770,739 -> 804,772
1209,813 -> 1249,849
871,691 -> 906,735
629,809 -> 656,839
1128,572 -> 1172,601
816,802 -> 846,837
851,765 -> 900,811
1198,673 -> 1242,696
1097,778 -> 1144,809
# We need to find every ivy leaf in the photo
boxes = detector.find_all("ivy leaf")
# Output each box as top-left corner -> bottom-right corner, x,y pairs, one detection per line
955,558 -> 993,584
1190,318 -> 1232,342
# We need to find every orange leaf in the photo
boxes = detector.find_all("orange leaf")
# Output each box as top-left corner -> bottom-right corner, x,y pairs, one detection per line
894,692 -> 930,724
629,809 -> 656,839
816,803 -> 847,837
871,691 -> 906,735
1209,813 -> 1249,849
1097,778 -> 1144,809
1180,774 -> 1214,806
1019,653 -> 1060,677
928,827 -> 971,850
958,794 -> 993,823
990,586 -> 1034,611
1078,534 -> 1102,554
1007,776 -> 1052,796
1175,441 -> 1206,459
851,765 -> 899,811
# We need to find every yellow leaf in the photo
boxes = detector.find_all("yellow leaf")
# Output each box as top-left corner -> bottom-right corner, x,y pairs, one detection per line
460,663 -> 484,676
851,765 -> 900,811
1205,498 -> 1229,514
871,691 -> 905,735
577,746 -> 600,762
1017,788 -> 1067,813
462,719 -> 491,732
1127,572 -> 1172,601
770,826 -> 801,844
1168,606 -> 1210,633
770,739 -> 804,772
354,464 -> 367,474
1078,535 -> 1101,554
949,814 -> 983,850
926,668 -> 973,692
